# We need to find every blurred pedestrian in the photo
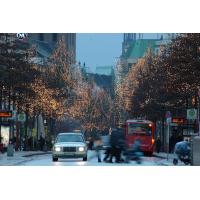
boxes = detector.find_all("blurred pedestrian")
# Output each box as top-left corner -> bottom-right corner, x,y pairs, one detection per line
155,135 -> 161,153
125,139 -> 142,164
12,135 -> 17,151
169,134 -> 176,153
108,128 -> 122,163
103,128 -> 112,162
88,137 -> 94,150
21,137 -> 25,151
39,135 -> 45,151
173,139 -> 190,164
93,133 -> 102,162
117,127 -> 126,162
27,136 -> 32,151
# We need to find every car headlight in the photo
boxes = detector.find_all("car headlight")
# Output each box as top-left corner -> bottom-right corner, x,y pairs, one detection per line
78,147 -> 84,152
55,147 -> 61,152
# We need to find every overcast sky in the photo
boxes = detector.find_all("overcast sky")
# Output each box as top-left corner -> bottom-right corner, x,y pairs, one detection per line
76,33 -> 162,72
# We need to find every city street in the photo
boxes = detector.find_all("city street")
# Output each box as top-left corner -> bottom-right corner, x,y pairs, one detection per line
0,6 -> 200,200
1,33 -> 199,167
11,150 -> 182,166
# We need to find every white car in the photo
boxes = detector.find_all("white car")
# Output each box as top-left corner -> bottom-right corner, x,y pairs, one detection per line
52,132 -> 87,162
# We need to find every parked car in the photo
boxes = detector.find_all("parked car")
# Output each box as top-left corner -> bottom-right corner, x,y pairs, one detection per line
52,132 -> 88,162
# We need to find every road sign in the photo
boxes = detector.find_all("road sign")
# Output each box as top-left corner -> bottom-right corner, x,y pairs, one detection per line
17,113 -> 26,122
187,109 -> 197,120
165,111 -> 171,125
0,111 -> 12,118
166,117 -> 171,124
172,117 -> 185,124
165,111 -> 171,119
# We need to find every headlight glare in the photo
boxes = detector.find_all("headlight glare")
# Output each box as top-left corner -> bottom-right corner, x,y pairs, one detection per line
79,147 -> 84,152
55,147 -> 61,152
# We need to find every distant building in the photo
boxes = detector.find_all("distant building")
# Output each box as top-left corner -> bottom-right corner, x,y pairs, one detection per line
87,73 -> 115,98
122,38 -> 158,68
155,33 -> 176,55
28,33 -> 76,65
95,66 -> 114,76
116,33 -> 176,84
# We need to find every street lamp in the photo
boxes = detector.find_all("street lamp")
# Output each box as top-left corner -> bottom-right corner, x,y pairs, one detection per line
197,87 -> 200,136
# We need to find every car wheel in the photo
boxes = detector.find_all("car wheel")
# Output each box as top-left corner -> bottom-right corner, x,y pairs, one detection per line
173,158 -> 178,165
83,156 -> 87,161
145,152 -> 152,157
53,157 -> 58,162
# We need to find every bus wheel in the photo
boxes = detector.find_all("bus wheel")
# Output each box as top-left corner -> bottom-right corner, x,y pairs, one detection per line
145,152 -> 153,157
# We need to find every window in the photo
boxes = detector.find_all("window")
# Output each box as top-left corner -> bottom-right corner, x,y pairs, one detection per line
128,123 -> 152,135
39,33 -> 44,41
52,33 -> 57,42
56,134 -> 84,143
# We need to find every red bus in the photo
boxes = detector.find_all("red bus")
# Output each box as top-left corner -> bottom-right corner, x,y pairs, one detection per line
125,119 -> 155,156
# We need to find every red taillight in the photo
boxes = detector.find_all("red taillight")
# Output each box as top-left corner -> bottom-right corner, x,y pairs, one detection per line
152,138 -> 155,144
149,123 -> 152,127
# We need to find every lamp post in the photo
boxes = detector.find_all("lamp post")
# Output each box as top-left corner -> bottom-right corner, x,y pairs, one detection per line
0,86 -> 3,144
197,46 -> 200,136
198,87 -> 200,136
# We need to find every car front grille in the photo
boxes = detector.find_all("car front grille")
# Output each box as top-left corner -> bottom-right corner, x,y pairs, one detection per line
63,147 -> 76,152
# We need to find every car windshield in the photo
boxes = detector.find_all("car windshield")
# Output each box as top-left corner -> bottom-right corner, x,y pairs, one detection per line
56,134 -> 84,143
128,123 -> 152,135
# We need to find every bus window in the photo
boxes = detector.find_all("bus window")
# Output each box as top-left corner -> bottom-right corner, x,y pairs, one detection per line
127,123 -> 152,135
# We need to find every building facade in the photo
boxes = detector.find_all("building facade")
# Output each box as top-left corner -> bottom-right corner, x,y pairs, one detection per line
116,33 -> 176,84
95,66 -> 114,76
28,33 -> 76,65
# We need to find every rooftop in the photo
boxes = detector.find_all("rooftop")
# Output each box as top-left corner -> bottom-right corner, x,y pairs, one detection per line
95,66 -> 113,76
29,39 -> 55,58
122,39 -> 158,59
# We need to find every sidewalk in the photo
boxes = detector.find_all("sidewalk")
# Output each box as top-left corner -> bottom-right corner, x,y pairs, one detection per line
153,152 -> 174,159
153,152 -> 187,166
0,151 -> 51,166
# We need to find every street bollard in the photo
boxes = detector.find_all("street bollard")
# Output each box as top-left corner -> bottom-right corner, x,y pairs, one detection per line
190,136 -> 194,165
192,136 -> 200,166
7,144 -> 14,157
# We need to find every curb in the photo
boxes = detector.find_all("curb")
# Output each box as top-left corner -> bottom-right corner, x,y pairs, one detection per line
153,154 -> 166,159
0,152 -> 52,166
153,153 -> 174,159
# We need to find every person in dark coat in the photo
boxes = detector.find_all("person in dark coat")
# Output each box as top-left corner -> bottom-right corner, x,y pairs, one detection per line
116,127 -> 126,162
169,134 -> 176,153
108,128 -> 125,163
39,135 -> 45,151
88,137 -> 94,150
103,128 -> 112,162
155,136 -> 161,153
28,136 -> 33,151
12,136 -> 17,150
